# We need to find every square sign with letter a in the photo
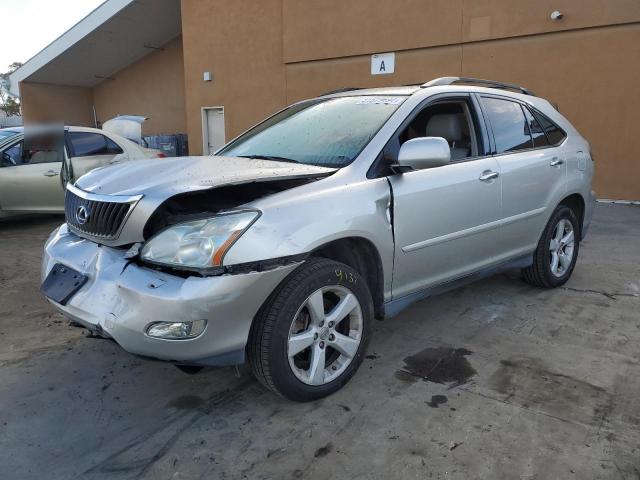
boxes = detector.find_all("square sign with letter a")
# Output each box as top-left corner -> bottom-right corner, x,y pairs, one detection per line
371,52 -> 395,75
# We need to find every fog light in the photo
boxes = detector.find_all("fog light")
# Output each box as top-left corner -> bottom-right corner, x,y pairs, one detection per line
146,319 -> 207,339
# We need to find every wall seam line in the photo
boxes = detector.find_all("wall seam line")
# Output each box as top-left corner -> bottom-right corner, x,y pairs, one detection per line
282,20 -> 640,66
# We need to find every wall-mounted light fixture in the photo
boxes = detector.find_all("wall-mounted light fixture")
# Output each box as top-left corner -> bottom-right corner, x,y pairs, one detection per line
203,71 -> 213,82
550,10 -> 564,20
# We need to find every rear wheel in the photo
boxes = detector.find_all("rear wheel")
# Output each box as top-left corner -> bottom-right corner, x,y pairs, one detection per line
522,205 -> 579,288
248,258 -> 372,402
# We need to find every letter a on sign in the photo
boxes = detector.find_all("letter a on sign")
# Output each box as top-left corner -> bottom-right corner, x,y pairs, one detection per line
371,53 -> 395,75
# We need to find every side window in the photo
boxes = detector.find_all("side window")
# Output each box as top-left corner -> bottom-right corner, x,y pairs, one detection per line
483,97 -> 532,154
1,140 -> 61,166
523,107 -> 550,148
531,109 -> 567,145
1,142 -> 22,166
69,132 -> 122,157
398,100 -> 480,161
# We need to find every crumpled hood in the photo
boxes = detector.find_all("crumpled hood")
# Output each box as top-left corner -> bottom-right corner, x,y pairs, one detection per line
76,156 -> 337,197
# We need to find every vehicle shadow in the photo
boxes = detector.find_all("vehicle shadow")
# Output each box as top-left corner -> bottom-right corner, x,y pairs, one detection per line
0,272 -> 516,479
0,213 -> 63,230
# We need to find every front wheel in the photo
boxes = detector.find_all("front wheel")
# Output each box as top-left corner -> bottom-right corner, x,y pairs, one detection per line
248,258 -> 372,402
522,205 -> 580,288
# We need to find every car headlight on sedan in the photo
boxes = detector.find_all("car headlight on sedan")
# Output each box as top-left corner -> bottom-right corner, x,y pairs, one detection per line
140,211 -> 259,269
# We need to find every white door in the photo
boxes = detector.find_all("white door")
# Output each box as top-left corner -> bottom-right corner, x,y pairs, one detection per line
203,107 -> 225,155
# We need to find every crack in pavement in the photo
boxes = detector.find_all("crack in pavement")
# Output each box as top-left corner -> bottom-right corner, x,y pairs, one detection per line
560,287 -> 639,300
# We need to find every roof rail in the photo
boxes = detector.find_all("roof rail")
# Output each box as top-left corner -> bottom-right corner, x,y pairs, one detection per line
320,87 -> 363,96
422,77 -> 535,96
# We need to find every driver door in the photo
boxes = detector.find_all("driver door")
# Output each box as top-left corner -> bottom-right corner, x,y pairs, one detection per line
0,138 -> 64,212
386,95 -> 504,298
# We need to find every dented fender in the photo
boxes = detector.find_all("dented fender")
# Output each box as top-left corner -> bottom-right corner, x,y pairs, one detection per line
224,173 -> 395,301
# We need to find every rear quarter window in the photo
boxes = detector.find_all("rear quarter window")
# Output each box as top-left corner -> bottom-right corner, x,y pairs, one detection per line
530,109 -> 567,145
523,107 -> 550,148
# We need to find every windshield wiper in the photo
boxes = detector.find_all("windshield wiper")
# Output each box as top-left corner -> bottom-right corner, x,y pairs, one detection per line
236,154 -> 300,164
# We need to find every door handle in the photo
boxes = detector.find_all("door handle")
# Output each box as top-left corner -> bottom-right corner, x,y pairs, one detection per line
479,170 -> 499,182
43,170 -> 59,177
550,158 -> 564,167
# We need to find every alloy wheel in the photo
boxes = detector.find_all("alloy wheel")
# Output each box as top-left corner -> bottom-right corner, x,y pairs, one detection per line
549,218 -> 575,277
287,285 -> 363,386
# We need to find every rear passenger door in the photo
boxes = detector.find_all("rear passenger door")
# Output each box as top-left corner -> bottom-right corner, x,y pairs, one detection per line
480,95 -> 567,259
67,131 -> 126,179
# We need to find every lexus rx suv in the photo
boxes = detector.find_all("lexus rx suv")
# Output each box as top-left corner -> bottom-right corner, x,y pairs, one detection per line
41,77 -> 595,401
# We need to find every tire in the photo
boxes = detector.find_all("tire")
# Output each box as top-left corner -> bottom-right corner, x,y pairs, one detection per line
522,205 -> 580,288
248,257 -> 373,402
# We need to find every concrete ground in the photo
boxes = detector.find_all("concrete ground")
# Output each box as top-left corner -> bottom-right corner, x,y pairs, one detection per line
0,204 -> 639,480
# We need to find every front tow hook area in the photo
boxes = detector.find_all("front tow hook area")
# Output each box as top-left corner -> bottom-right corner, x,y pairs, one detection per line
69,320 -> 112,340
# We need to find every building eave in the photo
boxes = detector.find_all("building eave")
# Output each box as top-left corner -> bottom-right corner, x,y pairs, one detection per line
8,0 -> 181,96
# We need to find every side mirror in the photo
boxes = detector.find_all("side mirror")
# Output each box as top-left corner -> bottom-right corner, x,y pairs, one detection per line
395,137 -> 450,172
1,152 -> 14,167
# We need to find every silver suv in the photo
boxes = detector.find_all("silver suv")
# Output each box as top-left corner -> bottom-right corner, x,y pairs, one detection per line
42,77 -> 595,401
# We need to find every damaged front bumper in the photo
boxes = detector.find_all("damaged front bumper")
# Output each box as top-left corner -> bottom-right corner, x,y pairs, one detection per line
42,225 -> 299,366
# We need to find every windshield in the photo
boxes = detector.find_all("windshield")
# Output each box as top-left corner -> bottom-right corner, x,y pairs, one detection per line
219,96 -> 405,168
0,130 -> 19,141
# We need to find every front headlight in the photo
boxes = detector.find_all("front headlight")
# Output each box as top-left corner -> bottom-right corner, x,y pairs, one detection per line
140,210 -> 259,269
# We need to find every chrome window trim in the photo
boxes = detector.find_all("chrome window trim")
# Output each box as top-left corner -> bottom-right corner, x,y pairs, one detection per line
478,93 -> 568,155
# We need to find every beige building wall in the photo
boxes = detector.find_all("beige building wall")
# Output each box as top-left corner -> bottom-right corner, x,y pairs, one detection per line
93,36 -> 187,136
283,0 -> 640,62
180,0 -> 286,157
20,82 -> 94,126
179,0 -> 640,199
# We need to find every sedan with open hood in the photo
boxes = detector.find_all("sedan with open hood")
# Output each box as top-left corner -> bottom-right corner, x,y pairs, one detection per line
0,124 -> 163,217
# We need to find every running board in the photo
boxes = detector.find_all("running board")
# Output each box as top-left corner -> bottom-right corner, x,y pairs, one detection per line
384,254 -> 533,319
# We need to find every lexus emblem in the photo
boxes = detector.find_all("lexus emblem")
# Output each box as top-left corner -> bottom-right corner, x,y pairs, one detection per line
76,205 -> 90,225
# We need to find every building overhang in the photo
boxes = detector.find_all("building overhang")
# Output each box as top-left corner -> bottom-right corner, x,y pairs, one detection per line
8,0 -> 181,96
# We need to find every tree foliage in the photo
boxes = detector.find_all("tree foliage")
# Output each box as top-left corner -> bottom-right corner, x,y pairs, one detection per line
0,62 -> 23,117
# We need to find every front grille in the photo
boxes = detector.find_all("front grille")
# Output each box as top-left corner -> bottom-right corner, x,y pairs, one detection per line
65,186 -> 137,240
